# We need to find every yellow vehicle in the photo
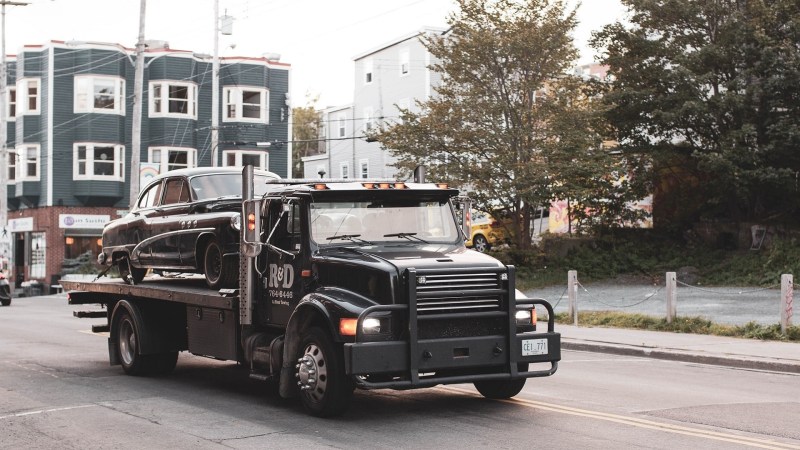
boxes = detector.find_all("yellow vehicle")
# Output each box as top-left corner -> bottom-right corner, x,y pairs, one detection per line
466,210 -> 507,252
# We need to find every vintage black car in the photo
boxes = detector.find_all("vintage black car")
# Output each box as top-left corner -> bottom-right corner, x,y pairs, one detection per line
99,167 -> 280,288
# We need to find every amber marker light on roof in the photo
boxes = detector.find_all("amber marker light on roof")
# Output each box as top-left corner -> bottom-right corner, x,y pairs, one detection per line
314,183 -> 328,190
362,182 -> 375,189
393,182 -> 406,189
379,183 -> 391,189
436,183 -> 449,189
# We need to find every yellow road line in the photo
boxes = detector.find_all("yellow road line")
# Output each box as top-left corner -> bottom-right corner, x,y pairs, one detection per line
441,386 -> 800,450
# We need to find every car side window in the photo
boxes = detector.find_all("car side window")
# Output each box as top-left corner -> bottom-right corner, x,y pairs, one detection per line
138,183 -> 162,209
163,179 -> 190,205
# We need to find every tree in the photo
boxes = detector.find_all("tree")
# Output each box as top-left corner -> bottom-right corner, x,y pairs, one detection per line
291,94 -> 323,178
592,0 -> 800,226
375,0 -> 636,247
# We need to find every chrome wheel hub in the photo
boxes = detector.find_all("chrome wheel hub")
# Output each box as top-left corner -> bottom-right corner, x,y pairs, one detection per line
296,343 -> 328,401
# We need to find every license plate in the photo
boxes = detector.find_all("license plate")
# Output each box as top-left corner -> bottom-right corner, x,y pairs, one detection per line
522,338 -> 548,356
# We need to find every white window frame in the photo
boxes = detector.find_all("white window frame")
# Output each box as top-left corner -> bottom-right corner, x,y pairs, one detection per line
148,147 -> 197,173
223,86 -> 269,123
148,81 -> 197,119
359,159 -> 369,179
363,59 -> 373,85
18,78 -> 40,115
222,149 -> 268,170
73,143 -> 126,181
340,162 -> 350,179
74,75 -> 126,115
399,48 -> 410,76
337,114 -> 346,138
6,86 -> 15,120
15,144 -> 40,181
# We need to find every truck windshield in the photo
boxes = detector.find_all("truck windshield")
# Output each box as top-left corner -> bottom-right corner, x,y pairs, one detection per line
311,198 -> 460,245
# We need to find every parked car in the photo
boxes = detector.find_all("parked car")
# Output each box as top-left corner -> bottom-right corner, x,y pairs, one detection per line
98,167 -> 280,289
0,271 -> 11,306
465,210 -> 508,252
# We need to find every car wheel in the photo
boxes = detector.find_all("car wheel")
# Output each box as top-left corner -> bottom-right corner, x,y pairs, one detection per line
120,257 -> 146,285
472,234 -> 489,252
1,298 -> 10,306
204,239 -> 236,289
296,326 -> 353,417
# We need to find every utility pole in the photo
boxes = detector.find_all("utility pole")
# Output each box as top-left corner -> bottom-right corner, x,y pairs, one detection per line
0,1 -> 29,261
211,0 -> 219,167
129,0 -> 146,208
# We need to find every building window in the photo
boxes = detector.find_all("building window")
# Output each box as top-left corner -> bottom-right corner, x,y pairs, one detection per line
15,144 -> 39,181
149,81 -> 197,118
17,78 -> 40,115
337,114 -> 346,138
6,87 -> 15,120
340,162 -> 349,179
360,159 -> 369,179
74,76 -> 125,114
74,143 -> 125,181
148,147 -> 196,172
399,49 -> 410,76
364,59 -> 373,84
223,150 -> 268,170
7,151 -> 16,181
363,107 -> 374,132
223,87 -> 268,123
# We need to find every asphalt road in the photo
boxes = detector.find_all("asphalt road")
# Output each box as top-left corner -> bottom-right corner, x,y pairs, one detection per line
527,281 -> 785,326
2,295 -> 799,449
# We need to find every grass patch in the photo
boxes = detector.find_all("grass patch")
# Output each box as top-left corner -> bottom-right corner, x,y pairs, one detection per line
553,311 -> 800,342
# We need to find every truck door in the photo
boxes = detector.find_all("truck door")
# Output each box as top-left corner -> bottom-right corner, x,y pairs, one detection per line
263,199 -> 305,326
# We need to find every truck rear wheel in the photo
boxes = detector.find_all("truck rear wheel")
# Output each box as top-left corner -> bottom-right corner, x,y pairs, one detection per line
296,326 -> 353,417
474,363 -> 528,399
116,310 -> 178,376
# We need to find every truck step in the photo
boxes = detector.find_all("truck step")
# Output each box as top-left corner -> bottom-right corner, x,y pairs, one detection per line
249,372 -> 272,382
73,310 -> 107,318
91,324 -> 110,333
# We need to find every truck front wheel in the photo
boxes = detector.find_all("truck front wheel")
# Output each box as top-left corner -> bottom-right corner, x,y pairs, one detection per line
474,363 -> 528,399
116,310 -> 178,376
296,327 -> 353,417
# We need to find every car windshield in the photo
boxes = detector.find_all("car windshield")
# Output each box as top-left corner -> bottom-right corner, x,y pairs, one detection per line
190,173 -> 275,200
310,198 -> 460,245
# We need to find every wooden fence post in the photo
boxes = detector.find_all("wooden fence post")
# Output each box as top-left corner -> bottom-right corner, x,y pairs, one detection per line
781,274 -> 793,334
568,270 -> 578,326
666,272 -> 677,324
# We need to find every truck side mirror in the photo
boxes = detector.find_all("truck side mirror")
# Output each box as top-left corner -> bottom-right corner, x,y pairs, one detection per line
453,196 -> 472,241
242,199 -> 262,257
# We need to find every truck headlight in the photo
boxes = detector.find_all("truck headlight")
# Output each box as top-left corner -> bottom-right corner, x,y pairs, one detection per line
231,214 -> 241,231
515,309 -> 532,326
362,318 -> 381,334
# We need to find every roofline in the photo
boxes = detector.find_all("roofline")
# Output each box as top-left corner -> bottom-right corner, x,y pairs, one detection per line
352,26 -> 448,61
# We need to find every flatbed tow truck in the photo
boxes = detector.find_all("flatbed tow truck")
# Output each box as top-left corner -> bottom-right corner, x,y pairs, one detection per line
61,167 -> 561,416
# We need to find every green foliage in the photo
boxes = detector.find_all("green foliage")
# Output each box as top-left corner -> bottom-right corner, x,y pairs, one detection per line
374,0 -> 640,248
291,94 -> 322,178
592,0 -> 800,223
553,311 -> 800,342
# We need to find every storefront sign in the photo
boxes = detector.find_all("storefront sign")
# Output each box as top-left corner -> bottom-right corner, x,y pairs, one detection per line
59,214 -> 110,230
8,217 -> 34,233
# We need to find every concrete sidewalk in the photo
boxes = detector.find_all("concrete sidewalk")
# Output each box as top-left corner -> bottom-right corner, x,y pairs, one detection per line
557,324 -> 800,373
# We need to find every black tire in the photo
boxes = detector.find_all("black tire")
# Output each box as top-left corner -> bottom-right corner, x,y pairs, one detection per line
116,310 -> 178,376
1,298 -> 10,306
472,234 -> 489,253
119,257 -> 146,285
204,240 -> 236,289
474,364 -> 528,399
296,326 -> 353,417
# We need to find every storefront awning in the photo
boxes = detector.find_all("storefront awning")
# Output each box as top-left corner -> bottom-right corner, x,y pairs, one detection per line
63,229 -> 103,237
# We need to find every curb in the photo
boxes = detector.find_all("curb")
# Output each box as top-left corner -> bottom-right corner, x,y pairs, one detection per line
562,339 -> 800,374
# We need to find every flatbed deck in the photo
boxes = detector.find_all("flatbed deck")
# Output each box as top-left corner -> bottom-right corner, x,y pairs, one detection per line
61,276 -> 238,310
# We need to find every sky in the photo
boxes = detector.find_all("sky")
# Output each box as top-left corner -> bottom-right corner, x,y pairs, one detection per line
5,0 -> 627,108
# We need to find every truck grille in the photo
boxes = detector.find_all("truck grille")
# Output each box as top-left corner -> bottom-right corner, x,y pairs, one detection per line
415,271 -> 504,314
